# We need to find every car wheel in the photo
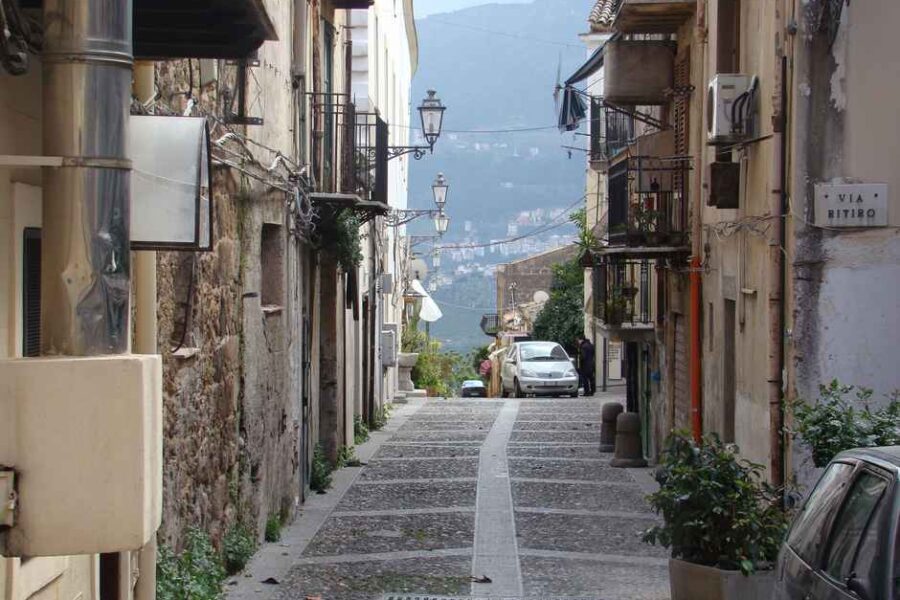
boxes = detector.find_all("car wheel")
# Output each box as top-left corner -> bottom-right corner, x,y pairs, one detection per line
514,379 -> 525,398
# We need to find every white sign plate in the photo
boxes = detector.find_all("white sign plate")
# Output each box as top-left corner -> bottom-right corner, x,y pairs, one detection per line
814,183 -> 888,227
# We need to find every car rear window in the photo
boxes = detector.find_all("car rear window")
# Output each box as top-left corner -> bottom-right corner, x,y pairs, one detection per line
823,470 -> 888,584
787,461 -> 856,565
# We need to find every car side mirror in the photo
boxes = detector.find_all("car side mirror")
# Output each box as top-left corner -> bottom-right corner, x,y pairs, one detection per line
846,573 -> 872,600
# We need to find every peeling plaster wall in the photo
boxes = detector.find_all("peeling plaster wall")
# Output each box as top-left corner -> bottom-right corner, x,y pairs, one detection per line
789,0 -> 900,489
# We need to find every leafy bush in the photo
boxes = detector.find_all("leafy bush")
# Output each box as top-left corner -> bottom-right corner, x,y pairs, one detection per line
222,522 -> 256,575
264,514 -> 282,543
401,312 -> 428,353
310,444 -> 333,492
354,414 -> 370,445
643,432 -> 788,575
336,445 -> 360,468
790,380 -> 900,467
371,403 -> 392,431
157,529 -> 226,600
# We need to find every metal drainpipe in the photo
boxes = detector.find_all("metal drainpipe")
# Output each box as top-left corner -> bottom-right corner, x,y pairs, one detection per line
689,0 -> 708,442
41,0 -> 133,356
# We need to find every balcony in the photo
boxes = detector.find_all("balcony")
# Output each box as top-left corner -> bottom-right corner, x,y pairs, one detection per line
604,40 -> 676,105
480,313 -> 501,337
613,0 -> 696,34
606,155 -> 691,251
590,99 -> 635,170
592,256 -> 660,342
308,93 -> 389,219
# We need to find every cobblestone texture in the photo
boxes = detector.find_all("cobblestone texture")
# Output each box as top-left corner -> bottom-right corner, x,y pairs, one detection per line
515,512 -> 667,557
359,458 -> 480,481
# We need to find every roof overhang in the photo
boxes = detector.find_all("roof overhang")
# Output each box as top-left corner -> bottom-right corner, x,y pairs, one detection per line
613,0 -> 696,34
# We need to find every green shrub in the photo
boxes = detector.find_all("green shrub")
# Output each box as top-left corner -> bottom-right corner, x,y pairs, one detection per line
310,444 -> 333,492
222,522 -> 256,575
371,403 -> 393,431
532,259 -> 584,354
643,432 -> 788,575
157,529 -> 226,600
264,514 -> 282,543
354,414 -> 370,444
336,445 -> 360,468
790,380 -> 900,467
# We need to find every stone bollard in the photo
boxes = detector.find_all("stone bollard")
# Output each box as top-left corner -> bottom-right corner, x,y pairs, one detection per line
610,412 -> 648,468
599,402 -> 623,452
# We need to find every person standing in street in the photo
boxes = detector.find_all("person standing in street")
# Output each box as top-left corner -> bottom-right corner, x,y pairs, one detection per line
576,335 -> 596,396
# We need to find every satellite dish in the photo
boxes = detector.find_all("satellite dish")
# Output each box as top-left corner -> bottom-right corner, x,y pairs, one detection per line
533,290 -> 550,303
409,258 -> 428,280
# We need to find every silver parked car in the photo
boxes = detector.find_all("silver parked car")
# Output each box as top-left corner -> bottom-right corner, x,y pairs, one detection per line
776,446 -> 900,600
499,341 -> 579,398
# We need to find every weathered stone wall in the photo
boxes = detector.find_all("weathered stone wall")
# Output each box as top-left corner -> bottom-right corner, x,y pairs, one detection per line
154,57 -> 307,549
495,245 -> 579,317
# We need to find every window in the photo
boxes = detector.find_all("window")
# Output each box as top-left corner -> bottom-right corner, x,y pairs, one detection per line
823,471 -> 889,584
260,223 -> 284,309
22,227 -> 41,357
787,461 -> 856,564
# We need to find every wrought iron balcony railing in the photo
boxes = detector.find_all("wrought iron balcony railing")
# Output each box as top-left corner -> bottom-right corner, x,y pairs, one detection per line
592,256 -> 660,340
480,313 -> 501,337
606,155 -> 691,249
590,98 -> 635,169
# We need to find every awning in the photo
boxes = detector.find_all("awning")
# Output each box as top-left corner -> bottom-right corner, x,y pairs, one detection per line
410,279 -> 443,323
557,86 -> 588,132
565,45 -> 606,86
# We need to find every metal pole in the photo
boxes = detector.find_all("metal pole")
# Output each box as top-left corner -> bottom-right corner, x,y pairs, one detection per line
42,0 -> 133,356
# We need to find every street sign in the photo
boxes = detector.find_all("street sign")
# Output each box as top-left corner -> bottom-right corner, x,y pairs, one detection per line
814,182 -> 888,227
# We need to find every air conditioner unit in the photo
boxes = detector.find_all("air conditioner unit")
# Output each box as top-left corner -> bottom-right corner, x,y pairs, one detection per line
707,74 -> 757,145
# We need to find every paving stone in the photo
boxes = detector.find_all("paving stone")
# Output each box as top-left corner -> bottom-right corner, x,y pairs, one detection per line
360,458 -> 480,481
391,431 -> 489,443
275,556 -> 473,600
336,480 -> 477,511
509,431 -> 598,444
303,513 -> 476,557
512,480 -> 654,513
399,420 -> 495,432
514,512 -> 666,557
376,444 -> 483,459
508,458 -> 631,482
513,421 -> 601,431
520,556 -> 670,600
506,445 -> 607,459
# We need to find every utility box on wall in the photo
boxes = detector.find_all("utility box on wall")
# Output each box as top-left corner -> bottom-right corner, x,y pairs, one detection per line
708,161 -> 740,208
604,40 -> 675,105
381,324 -> 398,367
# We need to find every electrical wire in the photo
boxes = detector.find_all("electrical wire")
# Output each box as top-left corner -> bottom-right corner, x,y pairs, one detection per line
421,17 -> 585,49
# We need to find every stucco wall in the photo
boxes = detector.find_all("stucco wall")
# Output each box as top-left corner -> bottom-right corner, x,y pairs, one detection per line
789,0 -> 900,488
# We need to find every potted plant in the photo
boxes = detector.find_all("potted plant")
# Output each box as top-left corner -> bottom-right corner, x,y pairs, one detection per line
604,294 -> 628,326
643,432 -> 788,600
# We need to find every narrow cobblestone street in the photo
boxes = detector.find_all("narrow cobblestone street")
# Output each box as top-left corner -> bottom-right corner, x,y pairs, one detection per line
227,394 -> 670,600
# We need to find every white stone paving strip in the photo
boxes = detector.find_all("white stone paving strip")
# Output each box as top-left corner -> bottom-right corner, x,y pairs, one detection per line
471,399 -> 524,597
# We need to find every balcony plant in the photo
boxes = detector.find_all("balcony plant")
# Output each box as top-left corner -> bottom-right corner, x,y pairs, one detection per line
643,432 -> 788,600
604,293 -> 628,326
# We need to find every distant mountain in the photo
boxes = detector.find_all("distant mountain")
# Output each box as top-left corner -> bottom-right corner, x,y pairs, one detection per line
408,0 -> 594,240
413,0 -> 531,18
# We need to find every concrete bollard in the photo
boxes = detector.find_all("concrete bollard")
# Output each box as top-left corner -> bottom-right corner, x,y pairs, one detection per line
610,412 -> 648,468
599,402 -> 623,452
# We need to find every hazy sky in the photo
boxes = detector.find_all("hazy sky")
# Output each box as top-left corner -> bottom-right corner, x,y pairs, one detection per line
413,0 -> 531,18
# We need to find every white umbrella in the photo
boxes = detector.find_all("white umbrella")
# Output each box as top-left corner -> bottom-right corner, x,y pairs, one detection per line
411,279 -> 443,322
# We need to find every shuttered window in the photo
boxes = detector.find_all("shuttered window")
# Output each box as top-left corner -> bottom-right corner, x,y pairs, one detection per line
22,227 -> 41,357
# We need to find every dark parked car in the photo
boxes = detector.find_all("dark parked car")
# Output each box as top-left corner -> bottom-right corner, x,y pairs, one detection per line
460,379 -> 487,398
776,446 -> 900,600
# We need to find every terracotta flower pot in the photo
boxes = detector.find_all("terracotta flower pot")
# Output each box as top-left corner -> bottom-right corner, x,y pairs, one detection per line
668,559 -> 775,600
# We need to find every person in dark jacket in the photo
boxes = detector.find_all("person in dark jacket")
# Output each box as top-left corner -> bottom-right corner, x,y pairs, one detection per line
576,335 -> 596,396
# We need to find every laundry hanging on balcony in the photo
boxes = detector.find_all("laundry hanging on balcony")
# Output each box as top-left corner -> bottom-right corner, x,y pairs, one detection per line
556,44 -> 606,132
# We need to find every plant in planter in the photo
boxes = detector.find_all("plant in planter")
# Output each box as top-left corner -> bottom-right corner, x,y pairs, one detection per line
644,432 -> 788,600
604,294 -> 628,326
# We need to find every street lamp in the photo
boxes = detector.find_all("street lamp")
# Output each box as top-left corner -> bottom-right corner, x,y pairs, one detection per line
432,249 -> 441,268
434,212 -> 450,235
387,90 -> 447,160
419,90 -> 446,147
432,172 -> 448,209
